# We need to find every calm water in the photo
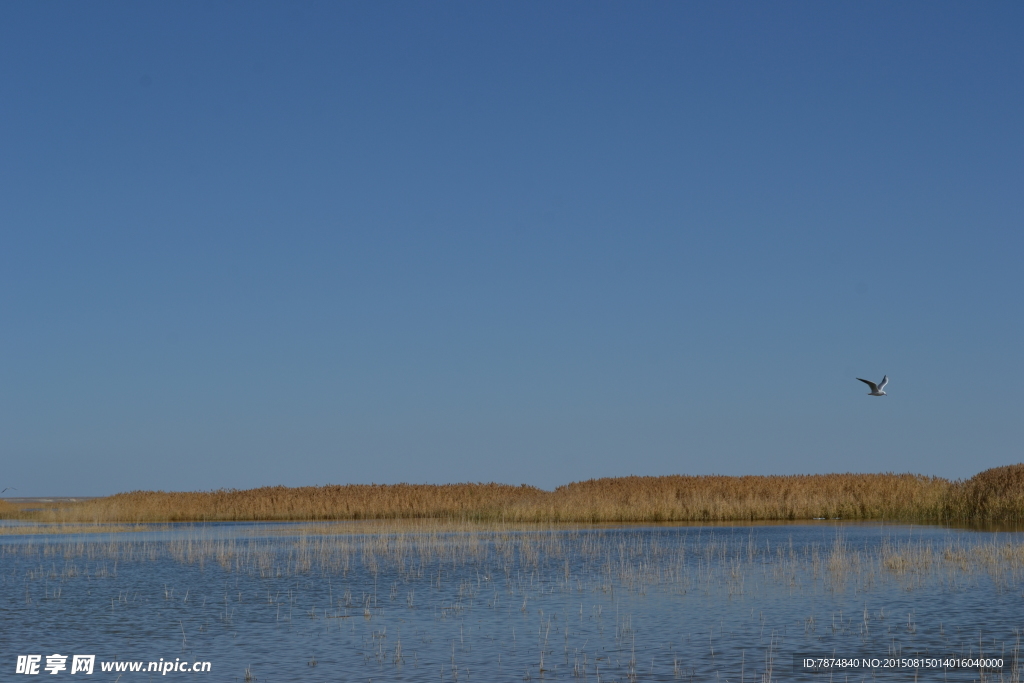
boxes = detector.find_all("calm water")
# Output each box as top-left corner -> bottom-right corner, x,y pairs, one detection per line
2,522 -> 1023,681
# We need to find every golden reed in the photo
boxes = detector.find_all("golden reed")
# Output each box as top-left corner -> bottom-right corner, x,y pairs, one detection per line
0,498 -> 17,517
9,465 -> 1024,524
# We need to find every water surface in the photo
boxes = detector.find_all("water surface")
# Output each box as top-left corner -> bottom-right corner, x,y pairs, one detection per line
3,521 -> 1022,681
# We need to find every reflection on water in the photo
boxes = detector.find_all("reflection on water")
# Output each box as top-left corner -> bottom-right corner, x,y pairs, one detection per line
2,522 -> 1023,681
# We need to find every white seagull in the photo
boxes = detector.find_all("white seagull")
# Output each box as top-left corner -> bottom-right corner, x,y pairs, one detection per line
856,375 -> 888,396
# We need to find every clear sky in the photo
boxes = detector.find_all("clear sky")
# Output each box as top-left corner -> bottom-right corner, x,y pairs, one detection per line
1,2 -> 1022,496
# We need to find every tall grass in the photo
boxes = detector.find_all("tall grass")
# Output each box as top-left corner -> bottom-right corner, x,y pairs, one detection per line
36,483 -> 542,523
949,463 -> 1024,522
0,498 -> 17,519
508,473 -> 952,522
24,465 -> 1024,524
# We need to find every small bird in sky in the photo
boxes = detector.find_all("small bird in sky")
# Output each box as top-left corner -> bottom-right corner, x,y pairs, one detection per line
1,487 -> 16,494
856,375 -> 888,396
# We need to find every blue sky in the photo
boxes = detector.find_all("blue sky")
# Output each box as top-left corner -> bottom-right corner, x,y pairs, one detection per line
1,2 -> 1022,496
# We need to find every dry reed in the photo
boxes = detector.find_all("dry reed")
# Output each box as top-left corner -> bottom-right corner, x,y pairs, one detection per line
20,465 -> 1024,525
950,463 -> 1024,522
33,483 -> 542,523
0,498 -> 17,518
506,473 -> 951,522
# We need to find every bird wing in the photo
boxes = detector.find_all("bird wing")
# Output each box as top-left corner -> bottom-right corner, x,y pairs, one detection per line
877,375 -> 888,390
856,378 -> 879,392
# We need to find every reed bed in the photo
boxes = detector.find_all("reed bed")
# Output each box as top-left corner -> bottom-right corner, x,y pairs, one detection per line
0,497 -> 17,518
20,464 -> 1024,525
510,473 -> 952,522
33,483 -> 542,524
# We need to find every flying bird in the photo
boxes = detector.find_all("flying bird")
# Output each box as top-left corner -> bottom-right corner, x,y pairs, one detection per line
1,487 -> 16,494
856,375 -> 888,396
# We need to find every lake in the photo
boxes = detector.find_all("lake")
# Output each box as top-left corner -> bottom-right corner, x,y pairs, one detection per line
2,521 -> 1022,681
